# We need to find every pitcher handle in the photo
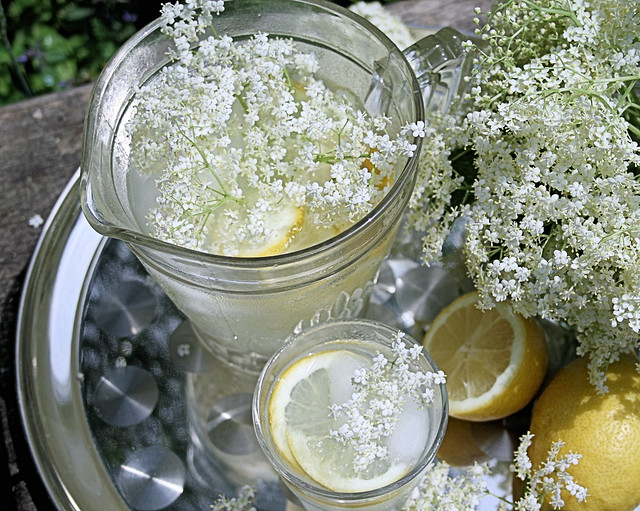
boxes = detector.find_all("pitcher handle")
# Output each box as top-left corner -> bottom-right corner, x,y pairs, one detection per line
403,27 -> 475,115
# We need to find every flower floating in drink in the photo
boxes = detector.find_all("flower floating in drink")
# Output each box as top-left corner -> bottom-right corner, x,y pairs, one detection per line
81,0 -> 433,370
128,6 -> 422,257
253,319 -> 448,511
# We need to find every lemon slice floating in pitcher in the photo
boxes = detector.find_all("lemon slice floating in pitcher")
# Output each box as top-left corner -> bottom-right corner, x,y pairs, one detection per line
267,348 -> 410,492
236,200 -> 305,257
205,198 -> 305,257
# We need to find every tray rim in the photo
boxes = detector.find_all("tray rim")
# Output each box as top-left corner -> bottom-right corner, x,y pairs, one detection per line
15,169 -> 130,511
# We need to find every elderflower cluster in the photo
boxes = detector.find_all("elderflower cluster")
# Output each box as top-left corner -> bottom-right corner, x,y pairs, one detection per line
210,433 -> 587,511
401,432 -> 587,511
328,331 -> 446,472
512,433 -> 588,510
126,0 -> 421,256
402,462 -> 490,510
209,485 -> 256,511
348,1 -> 415,50
405,0 -> 640,391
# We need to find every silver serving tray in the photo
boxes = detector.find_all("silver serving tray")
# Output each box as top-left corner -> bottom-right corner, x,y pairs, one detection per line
17,170 -> 522,511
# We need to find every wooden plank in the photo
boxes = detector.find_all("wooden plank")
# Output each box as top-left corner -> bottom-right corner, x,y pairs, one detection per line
0,84 -> 92,305
387,0 -> 490,33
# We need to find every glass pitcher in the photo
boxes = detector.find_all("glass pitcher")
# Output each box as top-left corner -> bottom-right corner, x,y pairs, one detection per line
80,0 -> 470,373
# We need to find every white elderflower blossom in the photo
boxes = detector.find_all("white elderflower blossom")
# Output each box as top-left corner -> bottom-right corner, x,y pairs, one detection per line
328,331 -> 445,473
127,0 -> 422,257
400,432 -> 587,511
406,0 -> 640,391
210,485 -> 256,511
215,434 -> 587,510
402,461 -> 490,510
28,214 -> 44,228
512,433 -> 588,510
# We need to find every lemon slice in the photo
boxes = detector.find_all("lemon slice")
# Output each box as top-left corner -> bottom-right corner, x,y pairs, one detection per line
268,348 -> 409,492
361,151 -> 394,192
287,429 -> 410,492
268,350 -> 362,468
236,200 -> 305,257
422,291 -> 548,421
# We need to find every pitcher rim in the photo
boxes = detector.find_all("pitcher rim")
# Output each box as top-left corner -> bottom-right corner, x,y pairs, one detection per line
80,0 -> 425,267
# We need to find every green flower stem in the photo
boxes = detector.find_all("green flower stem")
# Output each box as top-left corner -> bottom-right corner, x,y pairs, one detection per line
283,66 -> 294,91
236,93 -> 249,113
484,490 -> 516,507
599,226 -> 640,245
313,152 -> 372,165
173,118 -> 232,199
194,195 -> 234,233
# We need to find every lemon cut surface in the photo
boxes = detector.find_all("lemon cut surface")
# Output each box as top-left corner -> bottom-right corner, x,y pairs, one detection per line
423,291 -> 548,421
268,348 -> 411,492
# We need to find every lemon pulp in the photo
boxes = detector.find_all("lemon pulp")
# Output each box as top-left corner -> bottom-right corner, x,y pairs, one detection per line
267,344 -> 426,492
423,291 -> 547,421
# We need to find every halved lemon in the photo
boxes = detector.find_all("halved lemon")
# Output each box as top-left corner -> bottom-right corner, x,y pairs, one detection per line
422,291 -> 548,421
267,348 -> 410,492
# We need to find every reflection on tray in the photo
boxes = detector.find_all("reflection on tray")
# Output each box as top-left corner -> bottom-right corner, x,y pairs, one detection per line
80,237 -> 520,510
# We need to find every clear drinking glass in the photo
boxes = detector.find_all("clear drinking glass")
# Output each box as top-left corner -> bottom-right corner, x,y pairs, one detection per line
252,319 -> 448,511
80,0 -> 471,373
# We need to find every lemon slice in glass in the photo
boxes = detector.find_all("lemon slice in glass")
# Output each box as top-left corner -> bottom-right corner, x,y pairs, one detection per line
286,429 -> 410,493
268,350 -> 358,468
268,348 -> 411,492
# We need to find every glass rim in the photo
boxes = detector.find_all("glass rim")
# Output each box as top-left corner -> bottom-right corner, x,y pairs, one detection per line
252,318 -> 449,502
80,0 -> 425,268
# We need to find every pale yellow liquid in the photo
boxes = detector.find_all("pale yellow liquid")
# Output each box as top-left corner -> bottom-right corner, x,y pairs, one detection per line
120,73 -> 390,258
267,340 -> 437,511
115,75 -> 402,371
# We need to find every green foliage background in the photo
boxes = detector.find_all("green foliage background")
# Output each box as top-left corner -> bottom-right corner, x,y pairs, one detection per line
0,0 -> 398,106
2,0 -> 136,104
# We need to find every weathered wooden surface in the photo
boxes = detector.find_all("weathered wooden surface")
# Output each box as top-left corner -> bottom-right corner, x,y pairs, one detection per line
388,0 -> 485,32
0,1 -> 491,509
0,84 -> 93,307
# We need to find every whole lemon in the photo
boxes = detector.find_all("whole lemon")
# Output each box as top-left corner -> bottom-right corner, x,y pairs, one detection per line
528,354 -> 640,511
